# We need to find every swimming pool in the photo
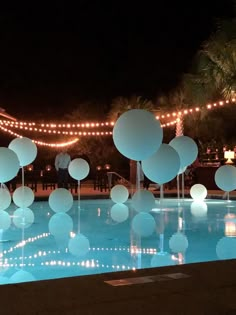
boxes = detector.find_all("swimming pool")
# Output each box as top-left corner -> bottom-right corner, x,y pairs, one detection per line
0,198 -> 235,285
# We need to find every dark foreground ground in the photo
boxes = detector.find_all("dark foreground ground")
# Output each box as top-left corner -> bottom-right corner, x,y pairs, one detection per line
1,259 -> 236,315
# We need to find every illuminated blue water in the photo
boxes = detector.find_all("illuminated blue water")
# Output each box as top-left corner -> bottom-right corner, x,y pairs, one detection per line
0,198 -> 235,285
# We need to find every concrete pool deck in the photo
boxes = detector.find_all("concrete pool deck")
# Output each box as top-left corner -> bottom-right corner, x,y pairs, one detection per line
2,183 -> 236,314
1,259 -> 236,314
31,181 -> 236,201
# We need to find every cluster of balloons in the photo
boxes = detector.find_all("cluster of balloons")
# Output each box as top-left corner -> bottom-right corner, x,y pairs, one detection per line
112,109 -> 198,186
0,137 -> 37,230
48,157 -> 90,257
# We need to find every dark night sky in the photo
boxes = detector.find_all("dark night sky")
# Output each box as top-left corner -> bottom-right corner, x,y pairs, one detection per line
0,0 -> 234,119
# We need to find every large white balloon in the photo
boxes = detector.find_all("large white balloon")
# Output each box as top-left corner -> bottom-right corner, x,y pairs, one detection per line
49,188 -> 73,213
190,184 -> 207,201
0,147 -> 20,183
112,109 -> 163,161
68,158 -> 90,180
0,186 -> 11,210
131,212 -> 156,237
110,184 -> 129,204
13,186 -> 35,208
131,189 -> 156,212
68,233 -> 90,257
169,136 -> 198,168
8,137 -> 37,167
215,165 -> 236,192
142,143 -> 180,185
13,207 -> 34,229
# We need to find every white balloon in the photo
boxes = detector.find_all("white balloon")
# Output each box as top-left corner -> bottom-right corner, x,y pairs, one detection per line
13,186 -> 35,208
0,147 -> 20,183
48,212 -> 73,238
0,210 -> 11,230
190,201 -> 208,218
142,143 -> 180,185
131,189 -> 156,212
215,165 -> 236,192
169,136 -> 198,168
110,185 -> 129,204
0,186 -> 11,210
13,207 -> 34,229
113,109 -> 163,161
169,232 -> 188,253
131,212 -> 156,237
190,184 -> 207,201
8,137 -> 37,167
68,233 -> 90,257
216,237 -> 236,260
110,203 -> 129,223
49,188 -> 73,213
68,158 -> 90,180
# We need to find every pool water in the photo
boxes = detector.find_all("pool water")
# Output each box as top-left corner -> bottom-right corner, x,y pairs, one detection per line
0,198 -> 235,285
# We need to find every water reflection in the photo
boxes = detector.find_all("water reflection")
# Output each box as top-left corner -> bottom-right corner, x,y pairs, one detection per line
0,199 -> 234,285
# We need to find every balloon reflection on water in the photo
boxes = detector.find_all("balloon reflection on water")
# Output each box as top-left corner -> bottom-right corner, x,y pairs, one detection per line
0,198 -> 235,285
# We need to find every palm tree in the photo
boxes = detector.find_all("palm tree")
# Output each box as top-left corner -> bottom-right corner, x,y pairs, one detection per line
107,95 -> 156,122
193,17 -> 236,100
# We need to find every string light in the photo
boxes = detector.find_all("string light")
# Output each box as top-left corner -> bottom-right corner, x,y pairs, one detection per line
0,125 -> 79,147
0,98 -> 235,146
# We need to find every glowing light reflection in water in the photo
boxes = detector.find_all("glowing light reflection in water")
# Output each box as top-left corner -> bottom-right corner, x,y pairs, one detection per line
0,198 -> 235,285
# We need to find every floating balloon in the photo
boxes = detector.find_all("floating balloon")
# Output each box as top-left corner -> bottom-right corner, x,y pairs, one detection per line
48,212 -> 73,238
0,210 -> 11,230
13,186 -> 34,208
215,165 -> 236,192
131,189 -> 156,212
0,186 -> 11,210
68,158 -> 90,180
110,184 -> 129,203
151,253 -> 175,267
131,212 -> 156,237
13,208 -> 34,229
190,201 -> 208,218
190,184 -> 207,201
10,270 -> 35,283
8,137 -> 37,167
110,203 -> 129,223
169,232 -> 188,253
68,233 -> 90,257
142,143 -> 180,185
216,236 -> 236,260
49,188 -> 73,213
112,109 -> 163,161
0,147 -> 20,183
169,136 -> 198,168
